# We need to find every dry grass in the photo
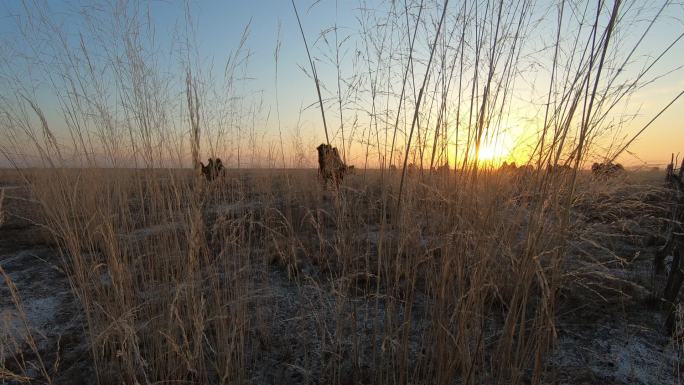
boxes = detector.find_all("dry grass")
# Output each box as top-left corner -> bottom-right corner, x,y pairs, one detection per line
2,167 -> 673,384
0,0 -> 682,384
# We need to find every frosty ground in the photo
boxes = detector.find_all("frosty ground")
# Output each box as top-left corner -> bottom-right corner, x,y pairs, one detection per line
0,169 -> 682,384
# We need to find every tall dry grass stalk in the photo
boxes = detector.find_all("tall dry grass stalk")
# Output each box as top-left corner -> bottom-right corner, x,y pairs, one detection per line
0,0 -> 681,384
0,188 -> 4,227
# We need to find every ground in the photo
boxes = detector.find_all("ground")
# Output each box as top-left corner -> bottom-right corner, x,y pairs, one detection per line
0,169 -> 682,384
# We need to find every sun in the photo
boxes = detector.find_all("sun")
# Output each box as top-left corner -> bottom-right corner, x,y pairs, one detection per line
475,136 -> 512,166
449,128 -> 528,168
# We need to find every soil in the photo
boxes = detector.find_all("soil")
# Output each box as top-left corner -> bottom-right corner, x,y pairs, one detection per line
1,171 -> 682,384
0,186 -> 93,384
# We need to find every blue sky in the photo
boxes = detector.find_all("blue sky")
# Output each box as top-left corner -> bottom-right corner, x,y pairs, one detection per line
175,0 -> 684,166
1,0 -> 683,167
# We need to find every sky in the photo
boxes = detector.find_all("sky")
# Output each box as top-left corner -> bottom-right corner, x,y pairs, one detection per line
0,0 -> 682,168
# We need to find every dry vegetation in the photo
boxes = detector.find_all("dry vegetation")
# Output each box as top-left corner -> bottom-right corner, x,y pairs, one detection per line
1,167 -> 682,384
0,0 -> 683,384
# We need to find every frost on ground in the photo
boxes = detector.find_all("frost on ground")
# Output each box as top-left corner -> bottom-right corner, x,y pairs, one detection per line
546,175 -> 684,384
1,172 -> 684,384
550,320 -> 680,384
0,187 -> 92,384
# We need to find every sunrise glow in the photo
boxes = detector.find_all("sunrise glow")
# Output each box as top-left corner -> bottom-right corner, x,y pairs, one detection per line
470,132 -> 516,167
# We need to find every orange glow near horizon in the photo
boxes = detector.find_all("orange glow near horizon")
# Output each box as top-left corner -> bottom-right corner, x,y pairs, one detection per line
470,131 -> 518,167
476,142 -> 509,164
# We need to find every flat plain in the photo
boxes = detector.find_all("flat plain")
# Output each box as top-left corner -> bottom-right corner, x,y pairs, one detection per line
1,167 -> 681,384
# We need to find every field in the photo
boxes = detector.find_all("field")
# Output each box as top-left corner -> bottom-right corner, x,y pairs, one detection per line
1,0 -> 683,383
1,166 -> 682,384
